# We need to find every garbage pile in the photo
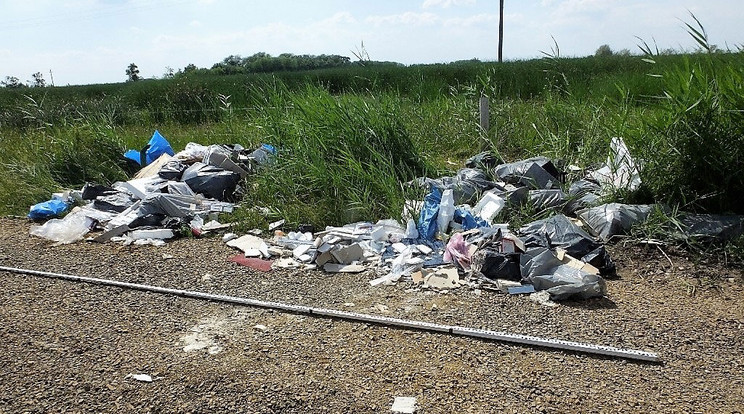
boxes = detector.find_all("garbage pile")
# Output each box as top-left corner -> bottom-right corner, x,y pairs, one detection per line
27,133 -> 744,303
28,130 -> 275,246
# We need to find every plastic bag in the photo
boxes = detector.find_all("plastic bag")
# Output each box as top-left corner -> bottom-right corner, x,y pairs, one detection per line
520,214 -> 615,276
124,130 -> 175,166
453,207 -> 489,231
443,232 -> 471,270
181,162 -> 241,201
437,189 -> 455,235
520,247 -> 606,300
494,157 -> 561,189
589,137 -> 641,193
28,199 -> 69,220
30,210 -> 93,244
418,186 -> 442,241
578,203 -> 653,242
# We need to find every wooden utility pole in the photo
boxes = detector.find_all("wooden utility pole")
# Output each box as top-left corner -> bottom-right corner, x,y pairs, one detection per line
498,0 -> 504,62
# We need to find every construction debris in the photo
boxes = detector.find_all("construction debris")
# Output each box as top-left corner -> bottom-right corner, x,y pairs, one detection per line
25,133 -> 742,305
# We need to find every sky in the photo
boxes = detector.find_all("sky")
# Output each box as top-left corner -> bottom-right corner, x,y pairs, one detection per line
1,0 -> 743,86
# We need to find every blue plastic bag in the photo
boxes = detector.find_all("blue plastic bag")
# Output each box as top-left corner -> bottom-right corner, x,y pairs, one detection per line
28,199 -> 69,220
417,187 -> 442,241
124,130 -> 175,166
454,207 -> 490,231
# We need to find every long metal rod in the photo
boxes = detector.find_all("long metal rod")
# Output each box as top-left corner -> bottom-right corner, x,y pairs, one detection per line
0,265 -> 658,362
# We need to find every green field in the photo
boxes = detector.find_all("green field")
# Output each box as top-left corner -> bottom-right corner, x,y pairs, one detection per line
1,46 -> 743,246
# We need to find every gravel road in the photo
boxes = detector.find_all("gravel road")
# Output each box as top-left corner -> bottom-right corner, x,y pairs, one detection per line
1,218 -> 742,413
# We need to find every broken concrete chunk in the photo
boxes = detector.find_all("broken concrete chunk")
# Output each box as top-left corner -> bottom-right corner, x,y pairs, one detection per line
330,243 -> 364,265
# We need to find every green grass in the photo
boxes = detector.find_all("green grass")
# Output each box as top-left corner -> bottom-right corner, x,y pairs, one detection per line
1,41 -> 743,267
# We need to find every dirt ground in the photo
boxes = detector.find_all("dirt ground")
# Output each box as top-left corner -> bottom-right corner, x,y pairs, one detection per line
1,217 -> 743,413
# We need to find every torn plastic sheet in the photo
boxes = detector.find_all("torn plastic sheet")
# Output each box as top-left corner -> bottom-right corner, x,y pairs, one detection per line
589,137 -> 641,193
465,152 -> 501,170
181,162 -> 241,201
565,179 -> 602,215
92,192 -> 137,213
520,247 -> 606,300
578,203 -> 654,242
370,246 -> 422,286
413,168 -> 498,205
529,189 -> 568,212
679,213 -> 744,241
30,209 -> 94,244
520,214 -> 615,276
494,157 -> 561,189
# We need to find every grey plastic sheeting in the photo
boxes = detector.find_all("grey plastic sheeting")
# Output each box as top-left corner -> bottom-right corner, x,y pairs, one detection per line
529,189 -> 568,212
519,214 -> 616,276
520,247 -> 607,300
412,168 -> 499,205
680,214 -> 744,241
578,203 -> 654,242
493,157 -> 561,190
181,162 -> 241,201
565,179 -> 602,215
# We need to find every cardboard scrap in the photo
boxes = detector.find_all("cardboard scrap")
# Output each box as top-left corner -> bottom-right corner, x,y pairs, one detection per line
133,153 -> 172,180
555,248 -> 599,275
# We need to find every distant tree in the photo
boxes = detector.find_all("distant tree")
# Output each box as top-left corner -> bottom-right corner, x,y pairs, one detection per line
183,63 -> 198,73
617,48 -> 631,56
1,76 -> 25,88
31,72 -> 46,87
595,44 -> 613,57
125,63 -> 140,82
163,66 -> 175,79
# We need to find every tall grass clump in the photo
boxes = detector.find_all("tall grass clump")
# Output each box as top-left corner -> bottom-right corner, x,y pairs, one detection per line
638,16 -> 744,214
241,82 -> 431,228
